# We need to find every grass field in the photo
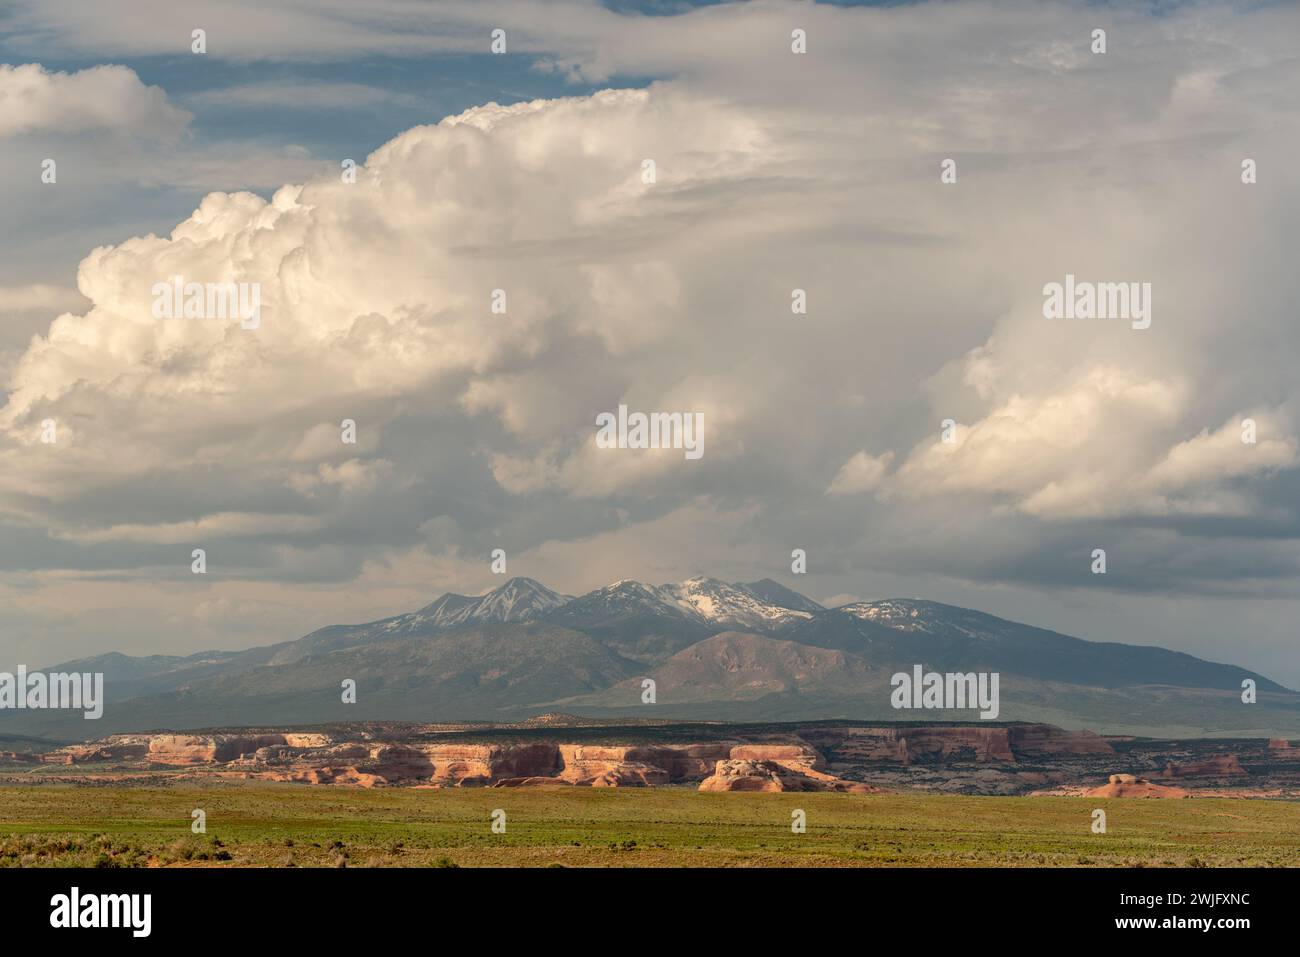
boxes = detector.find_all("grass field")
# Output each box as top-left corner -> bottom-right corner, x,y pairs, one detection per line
1,784 -> 1297,867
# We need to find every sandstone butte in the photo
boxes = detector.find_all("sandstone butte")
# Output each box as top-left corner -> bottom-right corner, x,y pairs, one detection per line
699,743 -> 877,792
1160,755 -> 1246,779
24,722 -> 1123,793
1084,774 -> 1191,799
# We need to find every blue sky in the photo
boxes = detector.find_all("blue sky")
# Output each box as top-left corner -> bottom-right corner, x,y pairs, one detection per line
0,1 -> 791,297
0,19 -> 652,288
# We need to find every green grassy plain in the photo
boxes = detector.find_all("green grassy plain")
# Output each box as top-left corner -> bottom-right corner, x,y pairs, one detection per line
1,783 -> 1297,868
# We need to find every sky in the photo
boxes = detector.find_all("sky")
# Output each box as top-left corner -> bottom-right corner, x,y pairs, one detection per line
1,0 -> 1299,688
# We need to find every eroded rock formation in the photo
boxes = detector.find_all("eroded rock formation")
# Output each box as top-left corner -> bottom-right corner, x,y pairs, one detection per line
556,744 -> 731,786
146,733 -> 333,765
803,725 -> 1016,764
19,720 -> 1295,797
1161,755 -> 1246,779
1085,775 -> 1190,798
699,758 -> 876,793
1007,726 -> 1114,755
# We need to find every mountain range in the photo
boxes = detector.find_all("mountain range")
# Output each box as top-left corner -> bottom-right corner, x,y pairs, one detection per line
6,576 -> 1298,740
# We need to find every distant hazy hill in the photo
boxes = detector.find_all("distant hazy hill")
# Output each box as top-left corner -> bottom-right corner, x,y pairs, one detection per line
7,576 -> 1296,739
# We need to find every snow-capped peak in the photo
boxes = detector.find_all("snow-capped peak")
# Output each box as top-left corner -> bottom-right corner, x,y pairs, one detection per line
409,575 -> 821,635
410,577 -> 571,630
556,579 -> 694,618
658,577 -> 815,630
468,577 -> 571,622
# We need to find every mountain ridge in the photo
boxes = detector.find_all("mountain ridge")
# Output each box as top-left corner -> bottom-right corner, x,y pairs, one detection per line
8,575 -> 1295,739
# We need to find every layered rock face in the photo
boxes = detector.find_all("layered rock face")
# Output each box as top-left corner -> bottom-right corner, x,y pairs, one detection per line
289,766 -> 387,787
1160,755 -> 1246,778
423,743 -> 560,786
560,757 -> 668,788
804,726 -> 1014,764
38,733 -> 328,766
699,758 -> 876,793
238,742 -> 562,787
148,735 -> 224,764
551,742 -> 862,791
803,723 -> 1112,766
729,744 -> 825,772
41,741 -> 150,764
700,760 -> 803,792
0,751 -> 41,764
1007,726 -> 1114,755
252,741 -> 734,788
25,721 -> 1285,796
556,744 -> 731,786
557,746 -> 667,787
638,744 -> 734,780
711,743 -> 872,790
30,730 -> 868,789
147,733 -> 332,764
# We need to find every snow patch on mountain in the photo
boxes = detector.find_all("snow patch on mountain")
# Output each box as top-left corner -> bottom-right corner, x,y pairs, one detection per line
392,575 -> 822,637
837,599 -> 999,640
402,577 -> 571,630
566,580 -> 690,617
658,577 -> 815,630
